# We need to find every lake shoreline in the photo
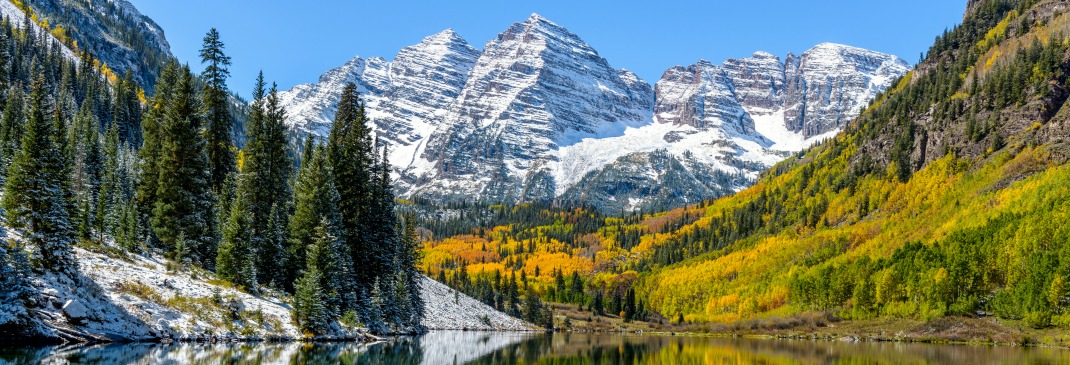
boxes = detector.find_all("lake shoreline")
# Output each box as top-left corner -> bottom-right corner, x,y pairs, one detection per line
567,316 -> 1070,349
551,305 -> 1070,349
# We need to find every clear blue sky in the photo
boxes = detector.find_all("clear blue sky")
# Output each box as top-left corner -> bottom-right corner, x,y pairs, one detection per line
129,0 -> 967,99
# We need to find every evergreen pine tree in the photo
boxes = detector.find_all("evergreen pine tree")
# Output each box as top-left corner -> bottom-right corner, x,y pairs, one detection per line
137,63 -> 178,247
242,76 -> 293,288
151,64 -> 216,266
70,102 -> 103,242
400,213 -> 425,328
97,122 -> 120,243
0,237 -> 33,326
287,142 -> 357,310
199,28 -> 235,193
116,197 -> 140,252
366,278 -> 387,333
390,270 -> 410,330
0,85 -> 24,184
326,83 -> 378,290
523,289 -> 544,326
2,77 -> 77,272
216,192 -> 257,290
623,288 -> 636,322
112,71 -> 142,145
293,258 -> 329,335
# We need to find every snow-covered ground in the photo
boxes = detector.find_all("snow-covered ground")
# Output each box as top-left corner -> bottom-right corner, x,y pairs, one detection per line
551,121 -> 785,196
752,111 -> 841,152
30,248 -> 310,341
419,276 -> 536,331
14,245 -> 531,342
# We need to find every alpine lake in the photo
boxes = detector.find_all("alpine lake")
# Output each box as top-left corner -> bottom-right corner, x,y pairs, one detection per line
4,330 -> 1070,364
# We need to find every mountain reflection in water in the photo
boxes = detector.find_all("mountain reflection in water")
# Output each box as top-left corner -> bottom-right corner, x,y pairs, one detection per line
2,331 -> 1068,364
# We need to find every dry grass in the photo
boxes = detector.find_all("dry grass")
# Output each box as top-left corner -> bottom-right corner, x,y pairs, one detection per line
113,280 -> 162,303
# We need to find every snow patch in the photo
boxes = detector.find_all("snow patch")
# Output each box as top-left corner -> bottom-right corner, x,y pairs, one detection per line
420,276 -> 535,331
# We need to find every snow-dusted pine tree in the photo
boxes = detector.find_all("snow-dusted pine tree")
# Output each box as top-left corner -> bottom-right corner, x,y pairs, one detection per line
293,262 -> 328,335
2,77 -> 77,273
242,75 -> 294,289
0,86 -> 24,186
216,194 -> 257,291
151,63 -> 216,266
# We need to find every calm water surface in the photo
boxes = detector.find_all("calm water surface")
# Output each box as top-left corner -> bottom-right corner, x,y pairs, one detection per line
2,331 -> 1068,364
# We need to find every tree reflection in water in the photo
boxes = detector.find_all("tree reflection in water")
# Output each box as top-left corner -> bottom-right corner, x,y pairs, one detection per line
2,331 -> 1068,364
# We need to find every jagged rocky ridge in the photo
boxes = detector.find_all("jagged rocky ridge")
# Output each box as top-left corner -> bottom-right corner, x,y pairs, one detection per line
19,0 -> 172,90
277,14 -> 910,212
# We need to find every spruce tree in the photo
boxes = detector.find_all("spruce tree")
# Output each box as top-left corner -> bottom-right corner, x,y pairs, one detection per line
390,270 -> 410,330
2,77 -> 77,272
242,76 -> 293,288
0,237 -> 32,326
112,71 -> 142,145
366,278 -> 387,333
326,83 -> 378,290
199,28 -> 235,193
400,212 -> 425,328
293,266 -> 328,335
216,192 -> 257,290
97,123 -> 120,243
314,219 -> 352,315
0,85 -> 23,184
70,102 -> 103,242
370,146 -> 399,279
288,143 -> 355,305
151,64 -> 216,266
137,63 -> 178,247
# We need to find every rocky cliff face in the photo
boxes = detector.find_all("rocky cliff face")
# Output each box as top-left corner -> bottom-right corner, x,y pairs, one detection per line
277,14 -> 910,212
415,14 -> 655,202
276,29 -> 480,176
22,0 -> 172,90
781,43 -> 910,137
568,44 -> 908,211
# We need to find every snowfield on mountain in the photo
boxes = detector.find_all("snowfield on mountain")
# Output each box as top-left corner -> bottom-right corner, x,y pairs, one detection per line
276,14 -> 910,212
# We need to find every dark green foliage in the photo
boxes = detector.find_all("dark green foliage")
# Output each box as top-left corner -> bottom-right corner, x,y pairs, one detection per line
137,64 -> 177,247
70,102 -> 103,242
241,74 -> 293,288
216,190 -> 257,290
199,28 -> 235,193
293,256 -> 329,334
112,71 -> 142,145
0,85 -> 24,185
287,141 -> 345,290
323,83 -> 423,330
327,83 -> 379,289
623,288 -> 637,322
0,237 -> 33,327
2,77 -> 76,272
294,221 -> 354,335
151,63 -> 216,266
399,213 -> 425,329
521,289 -> 553,329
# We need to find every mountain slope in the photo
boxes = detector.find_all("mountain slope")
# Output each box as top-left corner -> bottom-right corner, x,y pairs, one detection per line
15,0 -> 172,90
559,45 -> 909,212
418,0 -> 1070,337
636,0 -> 1070,326
278,15 -> 908,212
414,14 -> 655,203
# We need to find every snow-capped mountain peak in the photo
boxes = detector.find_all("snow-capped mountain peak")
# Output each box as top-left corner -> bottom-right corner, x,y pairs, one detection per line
275,15 -> 910,212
